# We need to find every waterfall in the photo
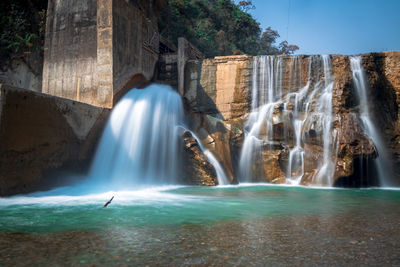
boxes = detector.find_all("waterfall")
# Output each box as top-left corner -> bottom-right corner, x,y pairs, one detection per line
88,84 -> 228,190
239,55 -> 337,186
350,56 -> 392,186
239,56 -> 282,182
89,84 -> 184,189
313,55 -> 336,185
284,56 -> 308,184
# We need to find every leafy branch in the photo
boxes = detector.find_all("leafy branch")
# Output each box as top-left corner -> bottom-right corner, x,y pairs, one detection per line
7,33 -> 39,53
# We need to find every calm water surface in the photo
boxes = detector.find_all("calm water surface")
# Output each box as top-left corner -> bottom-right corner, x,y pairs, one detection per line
1,185 -> 399,266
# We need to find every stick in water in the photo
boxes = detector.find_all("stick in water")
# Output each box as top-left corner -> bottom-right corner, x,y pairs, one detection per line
103,196 -> 114,208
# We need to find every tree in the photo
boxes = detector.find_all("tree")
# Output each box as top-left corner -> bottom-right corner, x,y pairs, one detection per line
0,0 -> 47,68
158,0 -> 299,57
259,27 -> 280,55
278,41 -> 299,55
238,1 -> 255,12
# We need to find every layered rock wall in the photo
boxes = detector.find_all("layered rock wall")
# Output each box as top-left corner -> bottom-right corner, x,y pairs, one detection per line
183,56 -> 253,184
383,52 -> 400,179
184,52 -> 400,186
362,52 -> 400,185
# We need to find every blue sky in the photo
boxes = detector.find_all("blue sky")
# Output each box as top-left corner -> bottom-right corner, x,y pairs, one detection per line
242,0 -> 400,55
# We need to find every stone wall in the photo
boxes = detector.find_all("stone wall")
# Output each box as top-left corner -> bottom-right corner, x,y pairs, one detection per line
96,0 -> 113,107
177,37 -> 205,95
42,0 -> 160,108
0,85 -> 109,196
184,55 -> 252,120
0,59 -> 42,93
112,0 -> 159,97
158,54 -> 178,89
42,0 -> 99,105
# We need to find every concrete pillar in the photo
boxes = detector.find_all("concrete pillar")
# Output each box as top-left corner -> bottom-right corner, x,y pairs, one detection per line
42,0 -> 160,108
97,0 -> 113,108
177,37 -> 187,96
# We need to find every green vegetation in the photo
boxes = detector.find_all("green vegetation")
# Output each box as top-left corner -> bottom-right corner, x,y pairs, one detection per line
1,0 -> 298,64
158,0 -> 299,57
0,0 -> 47,66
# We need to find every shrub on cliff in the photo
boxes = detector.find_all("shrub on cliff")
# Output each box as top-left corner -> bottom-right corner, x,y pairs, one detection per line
0,0 -> 47,68
158,0 -> 299,57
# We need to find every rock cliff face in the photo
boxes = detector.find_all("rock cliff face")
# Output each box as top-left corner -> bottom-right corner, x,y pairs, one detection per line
183,52 -> 400,187
0,85 -> 109,196
183,56 -> 251,184
361,52 -> 400,186
181,131 -> 218,186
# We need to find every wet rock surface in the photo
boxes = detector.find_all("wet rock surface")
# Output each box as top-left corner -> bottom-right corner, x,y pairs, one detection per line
181,131 -> 218,186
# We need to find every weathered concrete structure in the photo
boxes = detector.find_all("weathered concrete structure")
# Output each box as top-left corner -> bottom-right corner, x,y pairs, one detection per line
42,0 -> 164,108
0,0 -> 209,196
0,59 -> 42,93
0,84 -> 109,196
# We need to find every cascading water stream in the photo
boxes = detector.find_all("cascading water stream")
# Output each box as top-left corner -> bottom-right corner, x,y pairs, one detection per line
88,84 -> 184,190
284,58 -> 310,184
239,103 -> 276,182
239,55 -> 337,186
313,55 -> 336,185
181,129 -> 229,185
350,56 -> 392,186
239,56 -> 282,182
84,84 -> 228,192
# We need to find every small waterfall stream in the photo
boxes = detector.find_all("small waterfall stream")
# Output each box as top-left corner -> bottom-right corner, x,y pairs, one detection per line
239,56 -> 283,182
350,56 -> 392,186
314,55 -> 336,185
88,84 -> 228,190
239,55 -> 337,186
183,129 -> 229,185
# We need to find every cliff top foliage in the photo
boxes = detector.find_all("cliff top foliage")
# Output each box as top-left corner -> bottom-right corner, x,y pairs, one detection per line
158,0 -> 299,57
0,0 -> 299,66
0,0 -> 47,68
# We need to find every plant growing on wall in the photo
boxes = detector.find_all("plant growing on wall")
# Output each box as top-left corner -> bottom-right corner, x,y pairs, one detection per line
0,0 -> 47,68
7,33 -> 39,54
